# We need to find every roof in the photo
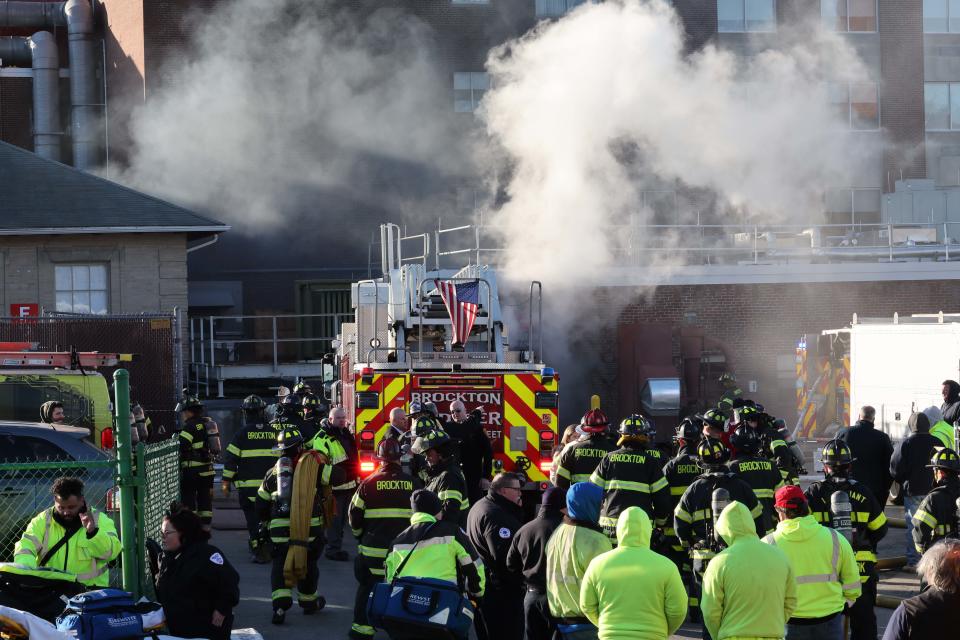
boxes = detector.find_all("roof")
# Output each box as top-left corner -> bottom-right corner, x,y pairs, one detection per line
0,141 -> 230,237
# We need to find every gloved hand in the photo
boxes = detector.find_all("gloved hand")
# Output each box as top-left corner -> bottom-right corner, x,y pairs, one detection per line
220,480 -> 230,497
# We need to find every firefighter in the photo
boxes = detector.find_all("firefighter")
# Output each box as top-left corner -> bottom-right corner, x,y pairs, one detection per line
177,395 -> 221,529
299,393 -> 323,443
347,438 -> 415,640
728,426 -> 782,533
663,417 -> 703,578
675,437 -> 764,634
412,420 -> 470,527
221,395 -> 281,563
804,439 -> 887,640
266,385 -> 291,422
716,372 -> 743,417
700,409 -> 730,449
256,427 -> 340,625
737,405 -> 797,484
554,409 -> 617,490
274,393 -> 304,430
912,447 -> 960,554
590,414 -> 671,542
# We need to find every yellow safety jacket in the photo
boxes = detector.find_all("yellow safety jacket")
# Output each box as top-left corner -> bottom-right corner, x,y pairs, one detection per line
13,508 -> 120,587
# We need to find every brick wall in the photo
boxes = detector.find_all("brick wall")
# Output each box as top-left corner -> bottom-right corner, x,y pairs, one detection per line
592,279 -> 960,423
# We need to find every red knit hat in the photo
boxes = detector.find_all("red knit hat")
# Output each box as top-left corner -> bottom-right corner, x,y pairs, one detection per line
774,485 -> 807,509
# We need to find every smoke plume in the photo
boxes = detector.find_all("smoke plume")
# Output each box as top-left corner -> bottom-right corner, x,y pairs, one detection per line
113,0 -> 471,235
481,0 -> 878,283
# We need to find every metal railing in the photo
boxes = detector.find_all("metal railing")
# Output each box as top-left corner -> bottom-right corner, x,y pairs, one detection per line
188,312 -> 352,396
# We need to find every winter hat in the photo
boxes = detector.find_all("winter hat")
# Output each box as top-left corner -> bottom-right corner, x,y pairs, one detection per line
410,489 -> 442,516
565,482 -> 603,523
541,486 -> 567,511
909,412 -> 931,434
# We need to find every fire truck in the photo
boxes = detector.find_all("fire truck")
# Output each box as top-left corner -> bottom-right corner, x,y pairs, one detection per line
329,224 -> 559,490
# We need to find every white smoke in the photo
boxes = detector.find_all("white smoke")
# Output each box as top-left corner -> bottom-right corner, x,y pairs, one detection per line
112,0 -> 471,233
481,0 -> 879,283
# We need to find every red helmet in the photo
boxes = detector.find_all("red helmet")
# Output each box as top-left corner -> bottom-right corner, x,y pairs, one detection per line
580,408 -> 609,433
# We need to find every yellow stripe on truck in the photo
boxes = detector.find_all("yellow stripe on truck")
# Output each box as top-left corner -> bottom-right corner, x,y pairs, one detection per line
503,374 -> 548,482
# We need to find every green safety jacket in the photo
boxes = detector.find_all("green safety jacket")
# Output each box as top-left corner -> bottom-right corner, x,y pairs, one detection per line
930,420 -> 956,450
700,501 -> 797,640
222,421 -> 283,502
579,507 -> 686,640
348,464 -> 415,576
762,514 -> 861,620
590,444 -> 671,538
384,512 -> 485,598
13,508 -> 120,587
546,519 -> 612,619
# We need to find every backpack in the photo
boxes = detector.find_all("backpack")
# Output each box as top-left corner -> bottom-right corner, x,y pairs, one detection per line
55,589 -> 164,640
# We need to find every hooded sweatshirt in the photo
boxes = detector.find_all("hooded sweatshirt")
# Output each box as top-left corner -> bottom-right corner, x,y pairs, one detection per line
763,514 -> 860,620
923,406 -> 955,450
546,482 -> 612,619
890,413 -> 940,496
579,507 -> 686,640
941,380 -> 960,425
701,502 -> 797,639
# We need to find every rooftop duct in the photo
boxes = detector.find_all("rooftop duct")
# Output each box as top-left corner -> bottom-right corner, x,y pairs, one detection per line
0,31 -> 60,161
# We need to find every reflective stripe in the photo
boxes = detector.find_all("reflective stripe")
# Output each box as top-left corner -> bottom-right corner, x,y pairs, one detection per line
392,536 -> 457,552
752,488 -> 774,498
570,474 -> 593,484
913,509 -> 937,529
226,444 -> 241,455
369,566 -> 385,576
351,623 -> 375,636
762,533 -> 776,545
191,442 -> 205,450
854,550 -> 877,563
234,479 -> 262,488
556,466 -> 571,480
841,582 -> 860,591
589,472 -> 607,489
599,516 -> 618,528
795,528 -> 841,585
796,573 -> 836,585
651,477 -> 668,492
351,494 -> 365,510
180,431 -> 195,443
867,512 -> 887,531
272,589 -> 292,599
670,486 -> 687,496
365,508 -> 413,519
359,545 -> 388,558
221,469 -> 235,479
750,503 -> 763,519
298,592 -> 319,602
240,448 -> 276,457
674,508 -> 692,524
606,479 -> 654,493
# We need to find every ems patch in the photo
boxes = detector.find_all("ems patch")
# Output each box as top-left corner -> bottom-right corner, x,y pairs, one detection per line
210,552 -> 224,565
498,527 -> 511,539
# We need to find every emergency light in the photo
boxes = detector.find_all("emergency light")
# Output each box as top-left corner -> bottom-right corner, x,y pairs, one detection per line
361,367 -> 374,385
360,460 -> 376,474
540,367 -> 555,383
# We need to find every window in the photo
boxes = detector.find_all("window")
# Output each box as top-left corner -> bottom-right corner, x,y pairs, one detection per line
824,188 -> 881,225
718,0 -> 776,32
0,434 -> 69,462
454,72 -> 489,113
821,0 -> 877,32
536,0 -> 588,18
923,82 -> 960,130
924,0 -> 960,32
828,82 -> 879,130
55,264 -> 108,314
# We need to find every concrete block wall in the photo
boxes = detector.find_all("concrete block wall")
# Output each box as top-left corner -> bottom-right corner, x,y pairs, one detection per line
593,279 -> 960,424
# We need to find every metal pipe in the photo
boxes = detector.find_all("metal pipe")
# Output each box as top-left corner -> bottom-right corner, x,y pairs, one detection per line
64,0 -> 97,169
875,556 -> 907,570
0,1 -> 65,27
0,32 -> 60,161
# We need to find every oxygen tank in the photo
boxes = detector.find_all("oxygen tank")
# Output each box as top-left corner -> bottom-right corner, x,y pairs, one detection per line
830,490 -> 854,542
277,456 -> 294,515
204,417 -> 222,458
711,487 -> 731,547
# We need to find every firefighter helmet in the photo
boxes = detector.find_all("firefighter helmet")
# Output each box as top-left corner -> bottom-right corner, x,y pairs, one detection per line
376,437 -> 403,463
293,381 -> 312,395
619,414 -> 655,438
697,437 -> 730,466
241,395 -> 265,411
276,385 -> 291,398
413,414 -> 442,438
580,408 -> 609,434
736,404 -> 761,423
730,426 -> 761,455
675,416 -> 702,443
928,448 -> 960,473
701,409 -> 726,430
175,395 -> 203,413
272,428 -> 304,453
301,393 -> 321,409
281,393 -> 301,408
820,439 -> 854,467
719,372 -> 737,386
411,428 -> 452,456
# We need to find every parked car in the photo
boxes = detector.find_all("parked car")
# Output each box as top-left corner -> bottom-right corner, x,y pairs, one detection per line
0,421 -> 117,560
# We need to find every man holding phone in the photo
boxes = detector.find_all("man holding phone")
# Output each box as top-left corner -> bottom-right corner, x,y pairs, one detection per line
14,477 -> 121,587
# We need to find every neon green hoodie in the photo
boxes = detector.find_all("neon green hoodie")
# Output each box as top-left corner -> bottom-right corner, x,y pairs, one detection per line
701,501 -> 797,639
580,507 -> 687,640
763,514 -> 861,619
930,420 -> 955,450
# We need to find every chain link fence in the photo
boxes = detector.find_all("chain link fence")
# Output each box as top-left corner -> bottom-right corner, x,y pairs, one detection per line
135,438 -> 181,597
0,459 -> 119,581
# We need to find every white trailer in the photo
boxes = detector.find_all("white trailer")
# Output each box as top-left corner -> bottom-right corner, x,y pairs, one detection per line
846,313 -> 960,440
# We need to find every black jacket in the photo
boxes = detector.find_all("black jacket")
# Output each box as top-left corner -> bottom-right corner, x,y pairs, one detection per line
728,454 -> 782,530
805,476 -> 888,576
221,421 -> 283,502
554,434 -> 618,490
885,587 -> 960,640
505,508 -> 563,592
591,444 -> 671,534
467,492 -> 525,588
837,420 -> 894,502
348,464 -> 416,571
942,386 -> 960,425
155,542 -> 240,640
890,431 -> 940,497
911,475 -> 960,553
445,414 -> 494,482
425,458 -> 469,528
675,471 -> 765,551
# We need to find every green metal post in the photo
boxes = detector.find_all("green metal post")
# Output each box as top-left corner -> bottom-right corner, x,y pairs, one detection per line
113,369 -> 139,597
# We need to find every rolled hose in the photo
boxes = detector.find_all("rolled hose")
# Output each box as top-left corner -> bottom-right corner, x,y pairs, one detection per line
887,518 -> 906,529
876,556 -> 907,571
283,451 -> 328,587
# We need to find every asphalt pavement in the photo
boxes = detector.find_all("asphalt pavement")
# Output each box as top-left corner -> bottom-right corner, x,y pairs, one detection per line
211,492 -> 920,640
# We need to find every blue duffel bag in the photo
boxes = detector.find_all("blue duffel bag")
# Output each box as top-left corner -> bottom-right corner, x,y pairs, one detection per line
56,588 -> 163,640
367,522 -> 475,640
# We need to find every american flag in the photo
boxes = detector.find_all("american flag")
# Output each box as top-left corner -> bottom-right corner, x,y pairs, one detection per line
438,280 -> 479,345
